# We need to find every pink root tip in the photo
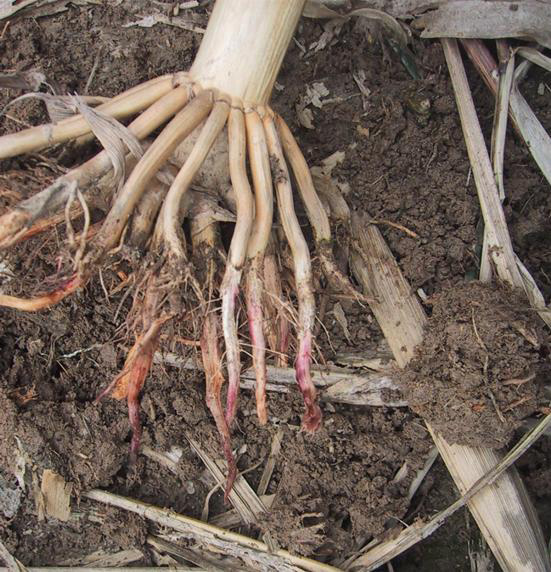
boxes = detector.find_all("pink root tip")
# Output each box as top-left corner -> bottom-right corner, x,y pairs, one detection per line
301,403 -> 322,432
295,332 -> 322,432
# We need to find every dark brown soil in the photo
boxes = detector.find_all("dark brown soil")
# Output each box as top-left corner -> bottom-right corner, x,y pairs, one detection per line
1,1 -> 550,569
401,281 -> 548,449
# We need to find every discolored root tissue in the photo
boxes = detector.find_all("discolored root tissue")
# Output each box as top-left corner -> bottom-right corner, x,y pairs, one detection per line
0,0 -> 360,492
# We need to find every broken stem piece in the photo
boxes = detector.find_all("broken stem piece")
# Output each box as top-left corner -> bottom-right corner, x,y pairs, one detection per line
84,489 -> 340,572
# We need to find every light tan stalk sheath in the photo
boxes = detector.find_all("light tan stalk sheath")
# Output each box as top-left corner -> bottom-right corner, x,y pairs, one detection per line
0,75 -> 177,159
95,91 -> 213,252
190,0 -> 305,104
161,100 -> 229,257
0,85 -> 192,248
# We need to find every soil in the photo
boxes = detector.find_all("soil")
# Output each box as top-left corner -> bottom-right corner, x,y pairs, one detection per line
0,1 -> 550,569
401,281 -> 549,449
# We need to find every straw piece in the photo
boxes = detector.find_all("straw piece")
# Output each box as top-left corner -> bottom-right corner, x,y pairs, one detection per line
186,436 -> 267,527
441,39 -> 523,289
155,351 -> 406,407
84,489 -> 341,572
462,39 -> 551,188
347,410 -> 551,570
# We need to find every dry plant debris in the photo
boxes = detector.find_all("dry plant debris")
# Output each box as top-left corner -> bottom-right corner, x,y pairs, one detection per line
416,0 -> 551,48
158,350 -> 405,407
84,489 -> 340,572
463,38 -> 551,190
39,469 -> 72,522
347,408 -> 551,570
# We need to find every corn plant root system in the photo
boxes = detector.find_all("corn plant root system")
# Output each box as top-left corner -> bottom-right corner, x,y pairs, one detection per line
1,3 -> 551,569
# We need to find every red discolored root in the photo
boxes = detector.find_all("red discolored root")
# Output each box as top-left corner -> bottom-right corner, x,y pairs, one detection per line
220,264 -> 242,432
244,257 -> 268,426
264,112 -> 322,433
201,312 -> 237,498
295,330 -> 322,432
0,274 -> 82,312
97,317 -> 168,461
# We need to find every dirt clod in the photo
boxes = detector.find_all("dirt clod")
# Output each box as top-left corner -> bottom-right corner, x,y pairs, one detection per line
401,281 -> 548,449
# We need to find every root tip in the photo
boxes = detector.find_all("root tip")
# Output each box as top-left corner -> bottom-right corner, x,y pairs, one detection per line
302,405 -> 322,432
224,463 -> 238,503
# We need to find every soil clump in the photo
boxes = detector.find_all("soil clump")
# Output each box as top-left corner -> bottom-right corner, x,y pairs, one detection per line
402,281 -> 548,449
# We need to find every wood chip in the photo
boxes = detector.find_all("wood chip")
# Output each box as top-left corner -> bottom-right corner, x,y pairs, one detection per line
40,470 -> 71,522
258,429 -> 284,497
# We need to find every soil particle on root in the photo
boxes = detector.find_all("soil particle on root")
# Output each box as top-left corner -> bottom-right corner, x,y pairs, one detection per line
401,281 -> 549,449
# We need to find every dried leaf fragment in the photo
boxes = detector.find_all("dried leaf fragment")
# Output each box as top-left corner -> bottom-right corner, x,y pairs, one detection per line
0,0 -> 41,19
296,82 -> 330,129
332,301 -> 352,343
0,70 -> 46,91
124,13 -> 205,34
